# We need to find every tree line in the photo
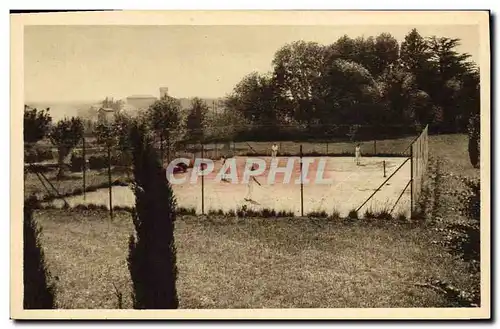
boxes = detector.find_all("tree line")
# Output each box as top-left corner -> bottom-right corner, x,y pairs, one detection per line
194,28 -> 479,142
24,28 -> 480,171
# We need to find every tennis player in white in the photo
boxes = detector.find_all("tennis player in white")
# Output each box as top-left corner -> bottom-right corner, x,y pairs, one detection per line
355,143 -> 361,166
220,155 -> 229,182
245,164 -> 262,201
271,143 -> 279,159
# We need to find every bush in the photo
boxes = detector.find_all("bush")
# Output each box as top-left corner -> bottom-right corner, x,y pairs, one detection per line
307,210 -> 328,218
329,208 -> 341,220
88,155 -> 109,170
70,153 -> 85,172
374,209 -> 392,220
177,207 -> 196,216
261,208 -> 277,218
348,209 -> 358,220
458,177 -> 480,221
23,196 -> 56,309
276,210 -> 295,217
24,147 -> 54,164
364,208 -> 375,219
467,114 -> 480,168
451,176 -> 480,267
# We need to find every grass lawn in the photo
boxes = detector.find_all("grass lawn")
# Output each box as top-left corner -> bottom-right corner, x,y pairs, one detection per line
29,133 -> 481,309
35,208 -> 475,309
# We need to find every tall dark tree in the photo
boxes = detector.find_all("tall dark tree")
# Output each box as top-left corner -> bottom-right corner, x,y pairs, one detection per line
185,97 -> 209,143
203,104 -> 247,145
400,28 -> 436,104
272,41 -> 325,127
146,96 -> 181,163
328,35 -> 357,62
226,72 -> 279,126
459,68 -> 481,131
352,36 -> 378,75
24,106 -> 53,174
24,106 -> 52,145
400,29 -> 432,74
127,123 -> 178,309
377,66 -> 431,125
318,58 -> 380,125
468,113 -> 480,168
49,117 -> 84,178
427,36 -> 474,132
23,196 -> 56,309
373,33 -> 400,77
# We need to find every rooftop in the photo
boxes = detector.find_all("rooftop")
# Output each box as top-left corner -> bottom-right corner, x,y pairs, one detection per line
126,94 -> 157,99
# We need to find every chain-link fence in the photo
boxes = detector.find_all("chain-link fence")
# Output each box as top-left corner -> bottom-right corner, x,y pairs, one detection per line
24,124 -> 429,219
411,124 -> 430,212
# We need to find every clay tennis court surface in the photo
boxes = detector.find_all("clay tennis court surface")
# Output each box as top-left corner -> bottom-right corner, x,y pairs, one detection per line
57,156 -> 412,217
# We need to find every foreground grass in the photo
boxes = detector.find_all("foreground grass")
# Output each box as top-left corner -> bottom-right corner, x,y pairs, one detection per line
35,209 -> 475,309
424,134 -> 481,303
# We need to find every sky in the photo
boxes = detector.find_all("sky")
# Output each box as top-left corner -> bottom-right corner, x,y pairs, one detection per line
24,24 -> 480,103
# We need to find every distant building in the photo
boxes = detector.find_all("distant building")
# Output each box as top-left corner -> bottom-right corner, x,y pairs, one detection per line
82,87 -> 224,122
160,87 -> 169,99
97,107 -> 117,124
125,95 -> 158,110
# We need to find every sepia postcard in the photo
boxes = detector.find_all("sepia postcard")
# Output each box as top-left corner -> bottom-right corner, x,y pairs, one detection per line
11,10 -> 491,320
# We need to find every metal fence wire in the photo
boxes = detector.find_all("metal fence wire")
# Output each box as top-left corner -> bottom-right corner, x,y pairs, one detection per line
24,124 -> 430,219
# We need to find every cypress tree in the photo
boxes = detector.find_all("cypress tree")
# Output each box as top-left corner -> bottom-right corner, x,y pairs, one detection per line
23,196 -> 56,309
127,123 -> 178,309
468,114 -> 480,168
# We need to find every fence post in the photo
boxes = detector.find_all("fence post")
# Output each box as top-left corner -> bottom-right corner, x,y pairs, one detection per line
374,140 -> 377,155
410,146 -> 414,216
300,144 -> 304,217
383,160 -> 386,178
82,136 -> 86,201
201,143 -> 205,215
326,142 -> 329,155
107,142 -> 113,219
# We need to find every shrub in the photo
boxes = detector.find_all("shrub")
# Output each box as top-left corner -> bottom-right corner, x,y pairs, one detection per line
363,208 -> 375,219
374,209 -> 392,220
348,209 -> 358,220
261,208 -> 277,218
467,114 -> 480,168
276,210 -> 295,217
127,123 -> 178,309
114,205 -> 134,213
176,207 -> 196,216
236,205 -> 246,217
23,196 -> 56,309
88,155 -> 109,170
24,147 -> 55,164
70,153 -> 85,172
207,209 -> 218,217
307,210 -> 328,218
451,176 -> 481,268
329,208 -> 341,220
457,177 -> 480,221
395,211 -> 407,222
